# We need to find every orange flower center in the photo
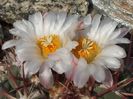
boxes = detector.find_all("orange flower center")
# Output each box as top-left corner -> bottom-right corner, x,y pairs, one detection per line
37,35 -> 62,58
72,38 -> 100,63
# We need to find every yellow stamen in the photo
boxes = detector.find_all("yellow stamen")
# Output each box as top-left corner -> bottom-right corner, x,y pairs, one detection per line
37,35 -> 62,58
72,38 -> 100,63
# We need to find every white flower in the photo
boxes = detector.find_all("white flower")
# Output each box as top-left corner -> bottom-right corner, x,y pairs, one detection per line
2,12 -> 79,88
71,14 -> 130,88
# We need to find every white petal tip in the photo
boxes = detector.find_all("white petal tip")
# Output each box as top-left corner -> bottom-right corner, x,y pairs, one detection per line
2,40 -> 16,50
123,39 -> 131,44
126,39 -> 131,43
2,44 -> 7,50
2,42 -> 10,50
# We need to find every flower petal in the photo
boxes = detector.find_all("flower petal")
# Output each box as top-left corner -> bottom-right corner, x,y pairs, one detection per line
54,12 -> 67,33
65,55 -> 78,80
24,60 -> 42,76
13,20 -> 27,33
100,45 -> 126,58
98,19 -> 118,44
73,58 -> 90,88
9,29 -> 23,37
16,44 -> 42,62
110,27 -> 130,40
2,40 -> 17,49
49,48 -> 73,74
102,69 -> 113,87
29,12 -> 44,37
15,41 -> 37,52
39,66 -> 53,89
43,12 -> 56,34
99,56 -> 121,69
91,61 -> 113,87
60,14 -> 79,39
83,14 -> 92,27
52,61 -> 66,74
13,20 -> 36,40
89,65 -> 105,82
65,41 -> 78,51
60,14 -> 79,34
108,38 -> 130,45
89,14 -> 101,38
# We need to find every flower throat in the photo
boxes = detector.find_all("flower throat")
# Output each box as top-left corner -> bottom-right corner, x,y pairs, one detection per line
72,38 -> 100,63
37,35 -> 62,58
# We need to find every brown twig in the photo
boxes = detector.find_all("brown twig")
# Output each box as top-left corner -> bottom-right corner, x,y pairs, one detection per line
16,83 -> 31,91
9,83 -> 31,93
121,92 -> 133,97
96,77 -> 133,97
